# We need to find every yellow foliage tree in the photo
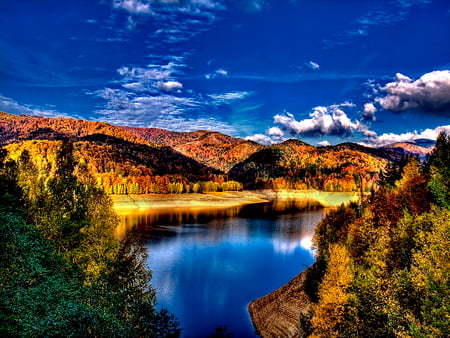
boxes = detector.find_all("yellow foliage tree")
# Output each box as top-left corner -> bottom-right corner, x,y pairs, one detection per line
311,243 -> 356,337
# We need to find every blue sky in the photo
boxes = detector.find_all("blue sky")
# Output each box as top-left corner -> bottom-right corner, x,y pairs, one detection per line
1,0 -> 450,146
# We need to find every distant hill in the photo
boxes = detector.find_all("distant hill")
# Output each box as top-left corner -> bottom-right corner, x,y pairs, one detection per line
0,112 -> 224,194
121,126 -> 264,172
1,111 -> 423,193
0,111 -> 152,146
331,142 -> 404,162
229,139 -> 388,192
380,140 -> 435,160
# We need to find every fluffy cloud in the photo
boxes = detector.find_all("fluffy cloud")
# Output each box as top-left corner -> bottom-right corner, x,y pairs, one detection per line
116,60 -> 185,94
317,140 -> 330,147
268,126 -> 284,139
245,133 -> 273,145
362,102 -> 377,120
305,61 -> 320,70
274,105 -> 362,137
363,125 -> 450,147
158,80 -> 183,91
377,70 -> 450,114
113,0 -> 152,14
205,68 -> 228,79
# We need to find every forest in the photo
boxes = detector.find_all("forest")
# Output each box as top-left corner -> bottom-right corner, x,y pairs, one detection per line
301,132 -> 450,337
0,140 -> 180,336
0,112 -> 402,195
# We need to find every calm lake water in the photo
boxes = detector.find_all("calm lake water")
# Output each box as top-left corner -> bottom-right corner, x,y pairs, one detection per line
119,199 -> 327,337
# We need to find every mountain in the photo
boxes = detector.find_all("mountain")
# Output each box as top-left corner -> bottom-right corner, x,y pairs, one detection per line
0,111 -> 412,194
0,112 -> 223,194
229,139 -> 388,192
121,126 -> 264,172
330,142 -> 404,162
380,140 -> 435,160
0,111 -> 152,147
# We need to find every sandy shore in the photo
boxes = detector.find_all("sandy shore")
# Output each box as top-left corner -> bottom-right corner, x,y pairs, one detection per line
111,191 -> 269,215
111,190 -> 358,215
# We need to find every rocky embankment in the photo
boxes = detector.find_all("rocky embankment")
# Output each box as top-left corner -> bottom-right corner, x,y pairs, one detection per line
248,267 -> 312,338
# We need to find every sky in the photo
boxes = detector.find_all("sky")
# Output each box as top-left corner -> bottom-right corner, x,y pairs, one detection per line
1,0 -> 450,147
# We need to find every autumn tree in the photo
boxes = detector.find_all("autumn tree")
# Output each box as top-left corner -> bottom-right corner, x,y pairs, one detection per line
311,244 -> 356,337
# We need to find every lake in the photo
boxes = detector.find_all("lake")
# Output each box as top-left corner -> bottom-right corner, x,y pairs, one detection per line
118,199 -> 327,337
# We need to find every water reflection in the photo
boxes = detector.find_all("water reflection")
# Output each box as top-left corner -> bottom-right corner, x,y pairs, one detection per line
116,198 -> 322,239
118,199 -> 326,338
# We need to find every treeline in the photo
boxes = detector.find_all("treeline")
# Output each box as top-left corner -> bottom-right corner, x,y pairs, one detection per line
229,140 -> 387,192
5,140 -> 243,195
96,172 -> 243,195
0,140 -> 180,336
245,171 -> 378,193
302,132 -> 450,337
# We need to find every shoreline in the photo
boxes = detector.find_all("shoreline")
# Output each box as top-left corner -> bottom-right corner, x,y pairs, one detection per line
111,191 -> 269,215
111,190 -> 359,215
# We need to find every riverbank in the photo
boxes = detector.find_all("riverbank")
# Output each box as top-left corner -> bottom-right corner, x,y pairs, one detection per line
248,266 -> 313,338
111,190 -> 359,215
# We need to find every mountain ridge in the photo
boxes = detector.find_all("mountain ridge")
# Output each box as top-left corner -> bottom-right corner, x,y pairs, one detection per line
0,111 -> 427,193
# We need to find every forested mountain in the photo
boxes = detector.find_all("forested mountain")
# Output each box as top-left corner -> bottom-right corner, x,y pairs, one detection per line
0,111 -> 432,194
0,111 -> 151,146
121,126 -> 264,172
1,112 -> 239,194
380,140 -> 434,160
229,139 -> 388,192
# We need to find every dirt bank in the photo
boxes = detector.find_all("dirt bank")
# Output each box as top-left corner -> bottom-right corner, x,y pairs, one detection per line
248,267 -> 313,338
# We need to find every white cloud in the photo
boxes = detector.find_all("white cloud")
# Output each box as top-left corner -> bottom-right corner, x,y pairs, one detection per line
273,105 -> 363,137
0,94 -> 71,118
116,60 -> 186,94
363,125 -> 450,147
305,61 -> 320,70
205,68 -> 228,79
245,133 -> 273,145
112,0 -> 153,14
148,115 -> 238,135
158,80 -> 183,92
317,140 -> 330,147
377,70 -> 450,113
208,91 -> 251,103
268,126 -> 284,138
362,102 -> 377,120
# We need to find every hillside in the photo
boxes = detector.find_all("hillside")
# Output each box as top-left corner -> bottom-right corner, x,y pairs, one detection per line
0,111 -> 412,194
0,111 -> 152,147
121,126 -> 264,172
0,112 -> 230,194
380,140 -> 434,159
229,139 -> 388,192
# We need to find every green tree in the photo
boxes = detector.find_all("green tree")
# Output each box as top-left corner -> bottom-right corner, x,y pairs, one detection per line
427,131 -> 450,208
